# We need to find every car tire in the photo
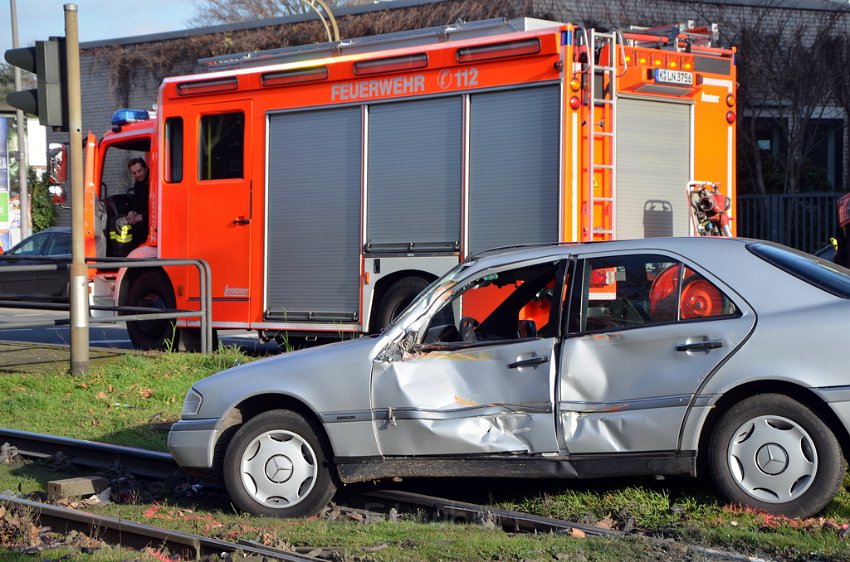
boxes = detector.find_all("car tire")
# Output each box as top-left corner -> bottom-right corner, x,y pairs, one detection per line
708,393 -> 844,518
223,409 -> 336,518
125,271 -> 178,351
375,276 -> 430,331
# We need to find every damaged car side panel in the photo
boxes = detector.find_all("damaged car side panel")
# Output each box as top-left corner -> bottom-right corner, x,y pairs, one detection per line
557,319 -> 753,453
371,338 -> 560,455
556,251 -> 755,455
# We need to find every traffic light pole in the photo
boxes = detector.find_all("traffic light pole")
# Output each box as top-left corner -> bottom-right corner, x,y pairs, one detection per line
65,3 -> 89,374
9,0 -> 30,239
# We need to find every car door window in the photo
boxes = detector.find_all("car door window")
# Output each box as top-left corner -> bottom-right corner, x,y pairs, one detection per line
421,260 -> 565,346
570,254 -> 739,333
47,234 -> 71,255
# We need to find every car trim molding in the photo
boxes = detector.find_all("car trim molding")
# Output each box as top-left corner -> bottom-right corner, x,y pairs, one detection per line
320,410 -> 374,423
333,451 -> 697,483
812,385 -> 850,402
170,418 -> 219,432
559,394 -> 694,413
320,403 -> 553,424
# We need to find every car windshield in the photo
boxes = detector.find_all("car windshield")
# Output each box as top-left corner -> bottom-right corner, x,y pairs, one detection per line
748,241 -> 850,298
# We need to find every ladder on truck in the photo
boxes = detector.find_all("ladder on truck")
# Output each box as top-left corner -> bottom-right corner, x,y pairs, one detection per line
582,29 -> 624,241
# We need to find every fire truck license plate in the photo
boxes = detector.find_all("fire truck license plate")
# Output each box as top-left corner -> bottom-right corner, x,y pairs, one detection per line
655,69 -> 693,86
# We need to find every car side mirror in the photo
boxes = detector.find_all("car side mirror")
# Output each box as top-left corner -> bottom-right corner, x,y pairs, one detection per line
401,331 -> 417,352
518,319 -> 537,338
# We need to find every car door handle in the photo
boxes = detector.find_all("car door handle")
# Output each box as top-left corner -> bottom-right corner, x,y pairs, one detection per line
676,339 -> 723,352
232,216 -> 251,225
508,356 -> 549,369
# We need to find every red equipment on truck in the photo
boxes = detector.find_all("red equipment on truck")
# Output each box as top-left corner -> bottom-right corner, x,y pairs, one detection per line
79,17 -> 738,349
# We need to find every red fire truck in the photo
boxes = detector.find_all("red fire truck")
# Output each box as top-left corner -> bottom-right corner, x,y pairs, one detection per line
82,17 -> 738,350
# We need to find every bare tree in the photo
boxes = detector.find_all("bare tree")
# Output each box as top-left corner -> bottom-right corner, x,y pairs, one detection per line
828,31 -> 850,192
190,0 -> 353,26
727,5 -> 846,194
0,61 -> 35,100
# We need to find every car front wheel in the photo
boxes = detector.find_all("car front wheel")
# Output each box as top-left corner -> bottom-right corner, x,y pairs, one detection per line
223,410 -> 336,518
708,393 -> 844,518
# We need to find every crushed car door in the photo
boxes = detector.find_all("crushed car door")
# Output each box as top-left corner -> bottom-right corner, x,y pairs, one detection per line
371,258 -> 567,456
558,251 -> 755,454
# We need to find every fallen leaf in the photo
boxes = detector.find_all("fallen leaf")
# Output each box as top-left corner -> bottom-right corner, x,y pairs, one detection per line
141,388 -> 154,399
569,528 -> 586,538
596,515 -> 616,529
96,391 -> 108,400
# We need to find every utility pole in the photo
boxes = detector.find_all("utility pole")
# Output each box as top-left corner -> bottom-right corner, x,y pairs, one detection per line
9,0 -> 30,239
65,3 -> 88,374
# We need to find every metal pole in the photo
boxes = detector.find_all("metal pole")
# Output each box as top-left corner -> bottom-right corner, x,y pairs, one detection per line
9,0 -> 30,239
65,3 -> 88,374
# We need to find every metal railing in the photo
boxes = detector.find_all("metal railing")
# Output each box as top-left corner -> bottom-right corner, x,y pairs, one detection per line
0,256 -> 212,353
737,192 -> 840,254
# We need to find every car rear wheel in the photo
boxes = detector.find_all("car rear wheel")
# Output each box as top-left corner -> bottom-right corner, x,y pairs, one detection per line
708,394 -> 844,518
223,410 -> 336,518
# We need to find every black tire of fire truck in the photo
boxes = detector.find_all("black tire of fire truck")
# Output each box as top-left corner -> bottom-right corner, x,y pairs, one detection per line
375,276 -> 431,331
125,270 -> 178,351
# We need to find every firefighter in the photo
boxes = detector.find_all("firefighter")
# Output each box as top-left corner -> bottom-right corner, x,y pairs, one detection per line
107,158 -> 149,256
126,157 -> 149,246
833,192 -> 850,268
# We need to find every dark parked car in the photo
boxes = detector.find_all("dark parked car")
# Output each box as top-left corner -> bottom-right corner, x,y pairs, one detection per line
169,237 -> 850,519
0,227 -> 71,301
815,243 -> 836,262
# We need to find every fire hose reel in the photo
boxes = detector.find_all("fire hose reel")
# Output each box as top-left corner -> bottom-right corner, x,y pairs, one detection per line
688,181 -> 732,237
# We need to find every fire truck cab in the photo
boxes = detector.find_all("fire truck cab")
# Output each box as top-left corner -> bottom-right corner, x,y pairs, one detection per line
84,17 -> 738,350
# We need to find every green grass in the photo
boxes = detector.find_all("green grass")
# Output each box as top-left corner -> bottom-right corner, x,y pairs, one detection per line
2,348 -> 850,560
0,347 -> 244,450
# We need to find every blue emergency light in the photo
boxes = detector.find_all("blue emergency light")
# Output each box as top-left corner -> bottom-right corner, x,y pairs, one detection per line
111,109 -> 150,127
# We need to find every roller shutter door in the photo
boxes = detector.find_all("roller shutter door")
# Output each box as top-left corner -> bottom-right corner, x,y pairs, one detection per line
616,98 -> 691,239
367,97 -> 462,252
265,107 -> 361,322
468,85 -> 560,254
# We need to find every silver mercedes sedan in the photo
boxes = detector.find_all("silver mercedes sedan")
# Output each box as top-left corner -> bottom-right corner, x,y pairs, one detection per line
168,237 -> 850,519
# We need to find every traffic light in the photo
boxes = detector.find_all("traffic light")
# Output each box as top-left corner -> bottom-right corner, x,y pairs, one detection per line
4,38 -> 68,131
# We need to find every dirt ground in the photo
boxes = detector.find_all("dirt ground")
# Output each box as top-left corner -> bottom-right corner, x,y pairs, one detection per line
0,342 -> 125,374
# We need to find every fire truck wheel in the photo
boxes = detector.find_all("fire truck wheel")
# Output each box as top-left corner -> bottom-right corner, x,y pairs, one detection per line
223,409 -> 337,518
126,271 -> 178,351
376,276 -> 430,331
708,394 -> 844,518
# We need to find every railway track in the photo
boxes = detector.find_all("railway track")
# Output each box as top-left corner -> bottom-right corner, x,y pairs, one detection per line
0,494 -> 322,561
0,428 -> 773,562
0,428 -> 619,532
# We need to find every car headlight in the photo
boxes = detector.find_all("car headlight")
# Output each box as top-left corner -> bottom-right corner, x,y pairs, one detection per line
181,388 -> 203,417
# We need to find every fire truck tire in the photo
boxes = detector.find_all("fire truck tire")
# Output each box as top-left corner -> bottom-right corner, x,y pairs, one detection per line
126,271 -> 178,351
376,276 -> 430,330
223,409 -> 337,518
708,393 -> 844,518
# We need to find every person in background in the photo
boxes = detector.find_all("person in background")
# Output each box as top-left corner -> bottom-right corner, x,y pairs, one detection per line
126,157 -> 149,245
832,192 -> 850,268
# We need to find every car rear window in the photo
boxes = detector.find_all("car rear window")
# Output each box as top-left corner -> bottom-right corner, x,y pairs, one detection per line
747,242 -> 850,298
